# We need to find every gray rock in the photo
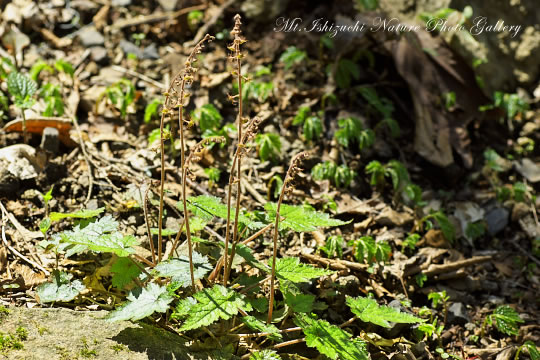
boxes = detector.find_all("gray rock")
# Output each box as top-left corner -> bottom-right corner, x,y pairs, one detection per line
40,127 -> 59,154
0,307 -> 230,359
514,158 -> 540,183
447,302 -> 470,325
119,39 -> 142,58
78,26 -> 104,47
86,199 -> 99,210
157,0 -> 179,12
485,207 -> 509,235
111,0 -> 131,6
90,46 -> 108,64
142,43 -> 159,60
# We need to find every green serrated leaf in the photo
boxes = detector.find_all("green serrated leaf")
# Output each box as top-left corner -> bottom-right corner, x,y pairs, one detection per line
346,296 -> 423,328
144,98 -> 162,123
294,313 -> 369,360
54,59 -> 74,77
49,208 -> 105,222
279,46 -> 307,70
293,106 -> 310,126
110,257 -> 142,289
153,252 -> 212,287
284,291 -> 315,313
249,349 -> 282,360
177,284 -> 252,331
36,271 -> 85,303
192,104 -> 223,133
59,215 -> 139,257
7,72 -> 37,106
275,257 -> 334,284
107,283 -> 174,322
185,195 -> 264,230
265,203 -> 350,232
491,305 -> 523,336
242,316 -> 282,341
256,133 -> 281,163
39,218 -> 51,235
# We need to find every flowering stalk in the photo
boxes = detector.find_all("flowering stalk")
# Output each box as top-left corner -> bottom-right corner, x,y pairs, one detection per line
223,14 -> 248,286
268,152 -> 309,324
157,34 -> 214,288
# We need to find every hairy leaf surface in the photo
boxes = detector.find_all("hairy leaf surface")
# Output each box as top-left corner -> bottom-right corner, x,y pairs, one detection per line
346,296 -> 423,328
242,315 -> 282,341
36,271 -> 85,303
59,215 -> 139,257
110,257 -> 142,289
154,252 -> 212,287
276,257 -> 333,284
185,195 -> 264,229
294,314 -> 369,360
249,349 -> 282,360
107,283 -> 174,322
265,203 -> 350,232
50,208 -> 105,222
178,285 -> 252,331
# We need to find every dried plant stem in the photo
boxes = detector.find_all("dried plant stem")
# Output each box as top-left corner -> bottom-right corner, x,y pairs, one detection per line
223,14 -> 246,286
157,35 -> 214,289
143,182 -> 156,266
179,108 -> 196,288
268,152 -> 309,324
157,111 -> 166,264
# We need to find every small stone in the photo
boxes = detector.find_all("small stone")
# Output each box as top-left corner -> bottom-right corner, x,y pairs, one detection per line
3,3 -> 22,24
90,46 -> 108,64
111,0 -> 131,6
142,43 -> 159,60
40,127 -> 59,154
157,0 -> 179,11
520,122 -> 539,137
447,302 -> 470,325
86,199 -> 99,210
514,158 -> 540,183
485,207 -> 509,236
119,39 -> 142,58
78,26 -> 104,47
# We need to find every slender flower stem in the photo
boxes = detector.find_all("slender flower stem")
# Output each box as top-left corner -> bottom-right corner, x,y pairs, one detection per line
224,14 -> 245,286
156,34 -> 214,289
268,152 -> 309,324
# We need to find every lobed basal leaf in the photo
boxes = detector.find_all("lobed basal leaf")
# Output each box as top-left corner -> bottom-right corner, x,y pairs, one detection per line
346,296 -> 423,328
275,257 -> 334,284
184,195 -> 264,230
265,203 -> 350,232
176,284 -> 252,331
36,270 -> 85,304
154,251 -> 213,288
294,313 -> 369,360
59,215 -> 139,257
107,283 -> 174,322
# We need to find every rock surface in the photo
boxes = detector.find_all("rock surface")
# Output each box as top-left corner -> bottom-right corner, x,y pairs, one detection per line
0,306 -> 232,360
379,0 -> 540,96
